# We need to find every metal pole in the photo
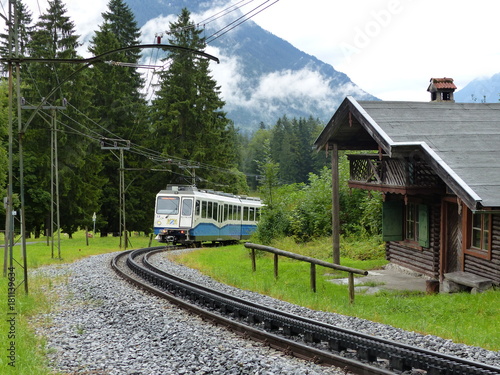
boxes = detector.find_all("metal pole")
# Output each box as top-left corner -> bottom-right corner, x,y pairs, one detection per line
120,148 -> 127,249
50,109 -> 61,258
50,111 -> 55,258
12,0 -> 27,293
6,0 -> 14,273
55,113 -> 61,258
16,67 -> 28,292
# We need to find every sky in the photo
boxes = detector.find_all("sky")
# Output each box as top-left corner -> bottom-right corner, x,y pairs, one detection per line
6,0 -> 500,102
250,0 -> 500,101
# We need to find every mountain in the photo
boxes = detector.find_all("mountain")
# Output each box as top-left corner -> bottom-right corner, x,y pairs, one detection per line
455,73 -> 500,103
125,0 -> 378,131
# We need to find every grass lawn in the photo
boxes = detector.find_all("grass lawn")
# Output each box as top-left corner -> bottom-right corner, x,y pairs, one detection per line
0,232 -> 498,375
169,241 -> 500,351
0,231 -> 152,375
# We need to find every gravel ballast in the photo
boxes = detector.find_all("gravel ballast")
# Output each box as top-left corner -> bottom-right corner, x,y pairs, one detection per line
32,250 -> 499,374
33,252 -> 345,375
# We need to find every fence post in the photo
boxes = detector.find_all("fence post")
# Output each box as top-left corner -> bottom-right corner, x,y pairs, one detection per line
273,253 -> 278,280
348,272 -> 355,304
251,248 -> 256,272
310,263 -> 316,293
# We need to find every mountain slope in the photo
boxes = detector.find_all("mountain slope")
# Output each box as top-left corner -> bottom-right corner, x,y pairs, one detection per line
125,0 -> 378,130
455,73 -> 500,103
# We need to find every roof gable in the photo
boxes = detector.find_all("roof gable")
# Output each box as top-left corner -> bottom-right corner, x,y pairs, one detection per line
315,96 -> 500,210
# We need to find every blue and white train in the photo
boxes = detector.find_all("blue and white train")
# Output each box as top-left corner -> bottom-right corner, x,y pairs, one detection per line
154,185 -> 262,245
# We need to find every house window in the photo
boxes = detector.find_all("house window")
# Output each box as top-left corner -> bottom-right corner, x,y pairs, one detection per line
472,214 -> 490,250
472,213 -> 491,249
464,211 -> 492,260
382,200 -> 429,247
405,202 -> 419,241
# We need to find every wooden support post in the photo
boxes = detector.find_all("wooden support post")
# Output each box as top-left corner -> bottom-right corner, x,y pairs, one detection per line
310,263 -> 316,293
331,143 -> 340,265
251,248 -> 256,272
348,272 -> 355,304
273,253 -> 278,280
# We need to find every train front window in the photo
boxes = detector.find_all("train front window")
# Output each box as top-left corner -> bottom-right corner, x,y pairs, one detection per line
157,197 -> 179,214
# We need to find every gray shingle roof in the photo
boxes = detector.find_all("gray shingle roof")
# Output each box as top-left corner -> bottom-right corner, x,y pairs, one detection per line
314,96 -> 500,209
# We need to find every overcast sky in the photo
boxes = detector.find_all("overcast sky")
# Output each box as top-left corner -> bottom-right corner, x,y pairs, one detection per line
251,0 -> 500,101
9,0 -> 500,102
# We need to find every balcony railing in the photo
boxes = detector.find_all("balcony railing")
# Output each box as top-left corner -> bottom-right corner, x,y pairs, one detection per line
347,154 -> 442,191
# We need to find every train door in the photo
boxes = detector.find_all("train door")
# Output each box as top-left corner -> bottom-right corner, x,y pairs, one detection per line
180,198 -> 193,228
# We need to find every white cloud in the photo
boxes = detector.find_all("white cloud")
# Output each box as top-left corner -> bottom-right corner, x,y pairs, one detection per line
253,69 -> 331,102
209,48 -> 360,118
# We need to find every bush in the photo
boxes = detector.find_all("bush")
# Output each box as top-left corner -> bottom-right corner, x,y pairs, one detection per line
253,208 -> 290,245
255,160 -> 383,244
340,234 -> 385,260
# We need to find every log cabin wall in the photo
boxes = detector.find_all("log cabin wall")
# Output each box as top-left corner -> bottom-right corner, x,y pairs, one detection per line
463,214 -> 500,284
385,203 -> 441,278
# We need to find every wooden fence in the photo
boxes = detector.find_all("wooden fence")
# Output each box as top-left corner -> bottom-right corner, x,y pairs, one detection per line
244,242 -> 368,304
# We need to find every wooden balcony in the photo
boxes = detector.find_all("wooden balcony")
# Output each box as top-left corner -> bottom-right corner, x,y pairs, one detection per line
347,154 -> 444,195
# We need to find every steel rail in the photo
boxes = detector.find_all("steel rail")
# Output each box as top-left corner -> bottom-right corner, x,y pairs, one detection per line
113,247 -> 500,375
112,248 -> 393,374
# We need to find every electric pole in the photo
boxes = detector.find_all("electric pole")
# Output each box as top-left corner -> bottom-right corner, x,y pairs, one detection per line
100,138 -> 130,249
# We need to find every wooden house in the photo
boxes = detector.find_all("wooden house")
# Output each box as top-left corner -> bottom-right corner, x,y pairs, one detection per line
314,80 -> 500,290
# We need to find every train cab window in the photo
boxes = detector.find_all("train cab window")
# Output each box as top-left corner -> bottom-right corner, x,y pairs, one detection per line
157,197 -> 179,215
181,199 -> 193,216
201,200 -> 208,218
195,200 -> 200,216
256,208 -> 260,221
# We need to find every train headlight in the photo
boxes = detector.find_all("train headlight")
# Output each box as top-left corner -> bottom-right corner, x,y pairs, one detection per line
157,221 -> 162,225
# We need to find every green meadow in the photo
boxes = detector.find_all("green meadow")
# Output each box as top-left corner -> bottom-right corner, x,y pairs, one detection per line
0,233 -> 497,375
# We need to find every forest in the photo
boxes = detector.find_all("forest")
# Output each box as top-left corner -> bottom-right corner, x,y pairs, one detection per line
0,0 -> 381,243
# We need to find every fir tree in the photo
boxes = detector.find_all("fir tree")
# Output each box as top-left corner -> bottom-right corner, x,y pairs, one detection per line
149,8 -> 240,191
0,0 -> 33,73
87,0 -> 149,235
21,0 -> 101,237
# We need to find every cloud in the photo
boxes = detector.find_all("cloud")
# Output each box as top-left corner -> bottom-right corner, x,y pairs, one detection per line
210,49 -> 357,115
141,15 -> 178,44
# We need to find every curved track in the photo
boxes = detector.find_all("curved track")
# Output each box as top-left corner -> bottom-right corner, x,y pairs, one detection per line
112,247 -> 500,375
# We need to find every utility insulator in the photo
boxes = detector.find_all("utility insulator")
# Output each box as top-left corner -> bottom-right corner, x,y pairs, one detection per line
155,33 -> 163,44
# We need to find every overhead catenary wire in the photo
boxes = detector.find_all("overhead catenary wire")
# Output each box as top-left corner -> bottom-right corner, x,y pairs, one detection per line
13,0 -> 277,182
54,101 -> 255,179
205,0 -> 280,44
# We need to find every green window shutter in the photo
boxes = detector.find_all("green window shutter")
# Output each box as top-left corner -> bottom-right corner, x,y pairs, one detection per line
418,204 -> 430,247
382,201 -> 403,241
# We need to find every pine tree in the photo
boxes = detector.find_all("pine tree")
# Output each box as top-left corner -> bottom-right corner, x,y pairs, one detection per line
21,0 -> 101,237
87,0 -> 150,235
0,0 -> 33,73
149,8 -> 240,191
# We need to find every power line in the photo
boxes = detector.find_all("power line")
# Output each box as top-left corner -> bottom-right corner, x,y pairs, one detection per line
206,0 -> 280,44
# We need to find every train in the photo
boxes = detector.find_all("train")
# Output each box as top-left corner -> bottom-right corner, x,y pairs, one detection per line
153,185 -> 263,245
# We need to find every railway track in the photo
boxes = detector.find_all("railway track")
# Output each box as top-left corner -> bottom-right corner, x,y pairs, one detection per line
112,246 -> 500,375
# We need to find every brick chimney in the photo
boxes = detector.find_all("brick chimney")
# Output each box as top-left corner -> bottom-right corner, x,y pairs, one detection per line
427,77 -> 457,102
